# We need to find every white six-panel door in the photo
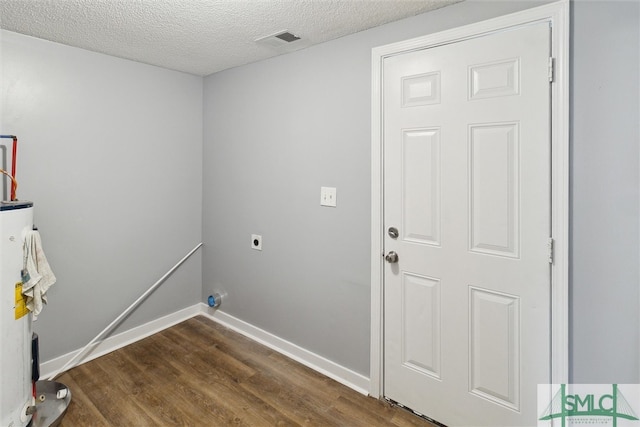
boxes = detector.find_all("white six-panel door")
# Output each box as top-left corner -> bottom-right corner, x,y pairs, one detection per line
383,22 -> 551,427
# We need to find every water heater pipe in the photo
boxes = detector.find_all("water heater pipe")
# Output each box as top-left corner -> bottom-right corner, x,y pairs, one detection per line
0,135 -> 18,200
47,242 -> 203,381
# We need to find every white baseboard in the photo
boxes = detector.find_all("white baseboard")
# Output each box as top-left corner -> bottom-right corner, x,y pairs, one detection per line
40,304 -> 202,379
200,303 -> 370,395
40,302 -> 371,398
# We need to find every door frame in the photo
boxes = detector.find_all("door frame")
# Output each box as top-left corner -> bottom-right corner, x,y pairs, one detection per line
370,1 -> 570,398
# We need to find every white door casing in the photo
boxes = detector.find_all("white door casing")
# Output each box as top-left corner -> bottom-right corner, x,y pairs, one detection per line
370,0 -> 569,423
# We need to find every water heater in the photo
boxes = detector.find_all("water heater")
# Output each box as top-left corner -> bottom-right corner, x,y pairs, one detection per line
0,200 -> 34,427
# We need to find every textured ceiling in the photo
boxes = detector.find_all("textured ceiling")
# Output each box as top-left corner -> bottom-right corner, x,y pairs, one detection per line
0,0 -> 460,76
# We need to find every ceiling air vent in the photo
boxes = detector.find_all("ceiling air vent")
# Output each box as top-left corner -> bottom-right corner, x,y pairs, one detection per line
255,30 -> 301,48
274,32 -> 300,43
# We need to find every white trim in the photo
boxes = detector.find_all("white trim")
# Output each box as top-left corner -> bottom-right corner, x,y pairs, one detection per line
370,33 -> 385,398
548,0 -> 570,386
39,304 -> 202,379
370,0 -> 570,398
40,302 -> 371,398
201,304 -> 370,395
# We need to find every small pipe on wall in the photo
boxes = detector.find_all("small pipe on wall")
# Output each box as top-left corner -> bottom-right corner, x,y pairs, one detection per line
0,135 -> 18,200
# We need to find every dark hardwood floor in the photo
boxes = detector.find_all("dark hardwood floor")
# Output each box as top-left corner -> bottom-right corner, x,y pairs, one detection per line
58,316 -> 435,426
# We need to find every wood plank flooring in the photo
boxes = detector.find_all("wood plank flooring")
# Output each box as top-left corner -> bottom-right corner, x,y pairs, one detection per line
58,316 -> 435,426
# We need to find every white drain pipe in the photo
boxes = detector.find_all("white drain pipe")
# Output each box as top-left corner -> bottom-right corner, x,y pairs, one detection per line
47,242 -> 203,380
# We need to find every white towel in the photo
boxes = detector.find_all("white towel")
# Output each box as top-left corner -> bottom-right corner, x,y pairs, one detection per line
22,229 -> 56,316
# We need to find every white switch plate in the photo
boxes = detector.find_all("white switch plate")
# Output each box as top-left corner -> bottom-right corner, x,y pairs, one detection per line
320,187 -> 337,207
251,234 -> 262,250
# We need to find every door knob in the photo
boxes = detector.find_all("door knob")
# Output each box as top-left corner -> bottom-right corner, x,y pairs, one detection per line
385,251 -> 399,263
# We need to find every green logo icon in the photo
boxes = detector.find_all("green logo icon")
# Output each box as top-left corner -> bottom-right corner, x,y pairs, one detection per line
539,384 -> 639,427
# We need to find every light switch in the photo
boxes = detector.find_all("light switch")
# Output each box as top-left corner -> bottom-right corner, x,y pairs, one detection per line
320,187 -> 337,207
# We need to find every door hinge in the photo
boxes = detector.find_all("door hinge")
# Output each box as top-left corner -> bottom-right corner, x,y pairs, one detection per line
548,57 -> 555,83
548,237 -> 554,264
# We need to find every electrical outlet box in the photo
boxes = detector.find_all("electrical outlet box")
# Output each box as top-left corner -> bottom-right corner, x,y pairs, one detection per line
320,187 -> 337,207
251,234 -> 262,250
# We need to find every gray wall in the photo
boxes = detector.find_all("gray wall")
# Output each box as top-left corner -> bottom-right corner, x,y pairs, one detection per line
204,0 -> 640,381
202,0 -> 561,377
1,31 -> 204,361
570,0 -> 640,383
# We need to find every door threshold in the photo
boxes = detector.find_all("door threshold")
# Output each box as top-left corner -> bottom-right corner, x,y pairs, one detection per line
384,397 -> 448,427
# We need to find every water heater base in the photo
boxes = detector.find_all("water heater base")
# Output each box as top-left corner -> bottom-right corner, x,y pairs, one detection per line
31,381 -> 71,427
